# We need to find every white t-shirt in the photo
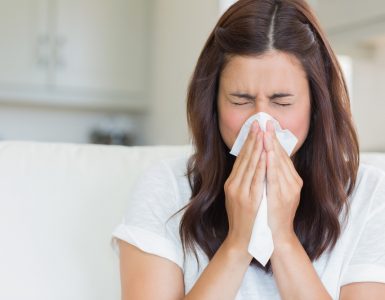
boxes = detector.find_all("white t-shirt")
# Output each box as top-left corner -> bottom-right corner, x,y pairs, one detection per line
110,153 -> 385,299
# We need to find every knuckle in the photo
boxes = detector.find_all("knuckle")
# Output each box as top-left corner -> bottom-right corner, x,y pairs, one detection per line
298,177 -> 303,188
224,182 -> 232,192
225,183 -> 238,197
224,179 -> 233,192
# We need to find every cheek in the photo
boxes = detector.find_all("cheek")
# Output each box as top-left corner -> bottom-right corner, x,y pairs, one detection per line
219,107 -> 247,148
278,109 -> 311,152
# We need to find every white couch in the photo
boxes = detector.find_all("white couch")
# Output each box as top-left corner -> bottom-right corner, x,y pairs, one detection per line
0,141 -> 193,300
0,140 -> 384,300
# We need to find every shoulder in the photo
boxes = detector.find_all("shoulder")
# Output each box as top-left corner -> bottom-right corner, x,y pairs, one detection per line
357,152 -> 385,186
159,153 -> 193,199
338,163 -> 385,288
120,153 -> 193,233
136,153 -> 190,187
159,153 -> 191,179
348,162 -> 385,217
134,153 -> 192,207
355,162 -> 385,191
112,153 -> 192,272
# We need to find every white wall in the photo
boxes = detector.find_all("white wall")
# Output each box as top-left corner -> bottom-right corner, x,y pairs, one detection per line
144,0 -> 220,145
351,42 -> 385,151
313,1 -> 385,151
315,0 -> 385,30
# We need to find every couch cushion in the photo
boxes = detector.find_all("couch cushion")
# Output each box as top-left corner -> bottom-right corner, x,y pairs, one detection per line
0,141 -> 193,300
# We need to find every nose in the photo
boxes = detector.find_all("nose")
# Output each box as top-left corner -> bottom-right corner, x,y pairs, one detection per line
251,100 -> 272,116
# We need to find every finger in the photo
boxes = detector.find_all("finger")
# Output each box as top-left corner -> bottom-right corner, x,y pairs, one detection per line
264,122 -> 289,191
264,120 -> 275,152
269,126 -> 302,185
240,130 -> 264,190
266,148 -> 280,195
265,120 -> 297,182
268,131 -> 297,187
231,121 -> 260,180
231,121 -> 260,172
250,149 -> 266,208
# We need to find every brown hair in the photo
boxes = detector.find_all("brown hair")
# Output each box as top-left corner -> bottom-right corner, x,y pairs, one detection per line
173,0 -> 359,274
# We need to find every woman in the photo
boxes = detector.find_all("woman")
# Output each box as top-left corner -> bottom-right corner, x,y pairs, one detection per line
111,0 -> 385,299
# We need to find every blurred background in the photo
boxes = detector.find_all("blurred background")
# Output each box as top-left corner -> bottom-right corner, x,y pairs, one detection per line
0,0 -> 384,151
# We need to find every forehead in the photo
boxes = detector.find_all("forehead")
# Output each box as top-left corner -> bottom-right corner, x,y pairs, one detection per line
219,51 -> 308,92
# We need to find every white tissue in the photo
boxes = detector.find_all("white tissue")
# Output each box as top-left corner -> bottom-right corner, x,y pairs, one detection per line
229,112 -> 298,266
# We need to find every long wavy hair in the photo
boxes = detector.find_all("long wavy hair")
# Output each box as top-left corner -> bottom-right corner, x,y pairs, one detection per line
171,0 -> 359,274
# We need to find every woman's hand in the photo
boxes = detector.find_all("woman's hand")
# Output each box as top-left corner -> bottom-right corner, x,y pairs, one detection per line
264,120 -> 303,245
224,121 -> 266,255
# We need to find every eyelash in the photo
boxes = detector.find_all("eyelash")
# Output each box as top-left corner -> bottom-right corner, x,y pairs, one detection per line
233,102 -> 291,107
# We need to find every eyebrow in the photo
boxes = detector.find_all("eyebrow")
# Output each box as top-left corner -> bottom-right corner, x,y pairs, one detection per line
229,92 -> 294,100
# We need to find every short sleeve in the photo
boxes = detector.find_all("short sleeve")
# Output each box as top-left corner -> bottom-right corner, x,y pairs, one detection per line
341,174 -> 385,286
110,160 -> 184,270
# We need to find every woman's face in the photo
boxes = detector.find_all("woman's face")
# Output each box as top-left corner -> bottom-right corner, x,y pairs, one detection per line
217,50 -> 311,156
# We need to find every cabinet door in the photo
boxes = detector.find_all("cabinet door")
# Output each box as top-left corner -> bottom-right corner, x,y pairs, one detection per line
0,0 -> 48,88
54,0 -> 148,96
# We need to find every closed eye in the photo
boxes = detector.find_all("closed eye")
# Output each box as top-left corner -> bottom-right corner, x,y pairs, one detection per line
229,92 -> 294,107
233,102 -> 250,106
275,103 -> 292,106
232,102 -> 292,106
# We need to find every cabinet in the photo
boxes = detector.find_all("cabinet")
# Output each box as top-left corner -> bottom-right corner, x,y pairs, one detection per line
0,0 -> 149,112
0,0 -> 47,88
